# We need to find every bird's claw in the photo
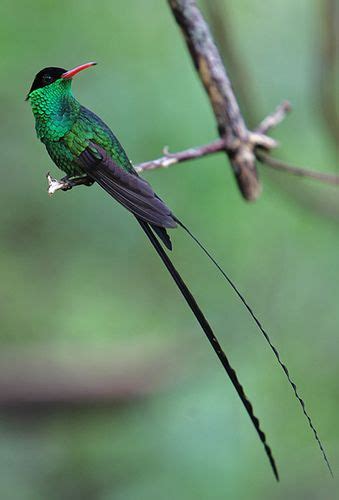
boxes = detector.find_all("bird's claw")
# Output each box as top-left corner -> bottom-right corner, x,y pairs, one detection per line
46,172 -> 71,196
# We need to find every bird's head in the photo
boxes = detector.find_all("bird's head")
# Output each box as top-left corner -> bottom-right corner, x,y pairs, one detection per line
26,62 -> 97,101
27,62 -> 97,140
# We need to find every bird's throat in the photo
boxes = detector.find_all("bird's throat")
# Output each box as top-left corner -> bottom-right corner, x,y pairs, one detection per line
29,79 -> 80,141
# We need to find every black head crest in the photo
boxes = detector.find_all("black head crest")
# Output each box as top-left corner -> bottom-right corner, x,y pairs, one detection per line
26,67 -> 66,100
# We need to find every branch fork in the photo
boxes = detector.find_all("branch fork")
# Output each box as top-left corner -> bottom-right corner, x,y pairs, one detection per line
46,2 -> 338,197
136,101 -> 289,174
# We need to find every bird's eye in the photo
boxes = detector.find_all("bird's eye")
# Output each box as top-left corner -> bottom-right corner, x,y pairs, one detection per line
43,74 -> 53,84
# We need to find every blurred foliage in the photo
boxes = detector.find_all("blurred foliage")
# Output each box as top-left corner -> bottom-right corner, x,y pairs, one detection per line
0,0 -> 338,498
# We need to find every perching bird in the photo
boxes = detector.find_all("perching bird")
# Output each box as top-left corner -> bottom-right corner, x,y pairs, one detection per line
26,62 -> 332,480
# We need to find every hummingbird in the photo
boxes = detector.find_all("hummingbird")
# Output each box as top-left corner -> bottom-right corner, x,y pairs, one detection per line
26,62 -> 332,480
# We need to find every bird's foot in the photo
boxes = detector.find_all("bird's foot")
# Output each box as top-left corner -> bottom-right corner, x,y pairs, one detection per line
46,173 -> 94,195
61,174 -> 94,187
46,172 -> 72,196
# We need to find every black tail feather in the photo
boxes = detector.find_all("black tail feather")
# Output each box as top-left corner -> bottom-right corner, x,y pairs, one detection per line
175,217 -> 333,477
151,224 -> 172,250
137,217 -> 279,481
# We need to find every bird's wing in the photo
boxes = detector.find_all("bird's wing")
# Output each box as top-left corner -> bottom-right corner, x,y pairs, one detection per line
76,143 -> 177,230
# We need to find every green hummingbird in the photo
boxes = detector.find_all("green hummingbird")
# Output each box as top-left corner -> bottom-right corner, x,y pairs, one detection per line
26,62 -> 332,480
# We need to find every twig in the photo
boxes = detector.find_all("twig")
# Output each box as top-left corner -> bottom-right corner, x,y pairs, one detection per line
255,101 -> 292,135
136,144 -> 339,187
135,139 -> 225,172
51,135 -> 339,192
256,151 -> 339,186
318,0 -> 339,150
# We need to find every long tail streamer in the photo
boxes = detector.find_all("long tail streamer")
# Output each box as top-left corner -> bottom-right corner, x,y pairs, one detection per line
138,218 -> 279,481
175,217 -> 332,476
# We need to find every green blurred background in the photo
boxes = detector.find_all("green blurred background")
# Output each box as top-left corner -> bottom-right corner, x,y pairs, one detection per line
0,0 -> 338,498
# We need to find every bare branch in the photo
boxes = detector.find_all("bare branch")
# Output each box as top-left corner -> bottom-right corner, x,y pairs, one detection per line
135,139 -> 225,172
168,0 -> 248,141
203,0 -> 258,126
255,101 -> 292,135
257,151 -> 339,186
203,0 -> 339,217
318,0 -> 339,150
168,0 -> 269,201
49,3 -> 338,201
53,128 -> 339,191
0,343 -> 179,408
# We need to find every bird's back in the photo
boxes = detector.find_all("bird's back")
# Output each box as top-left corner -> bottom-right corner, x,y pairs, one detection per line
77,106 -> 135,174
44,105 -> 135,178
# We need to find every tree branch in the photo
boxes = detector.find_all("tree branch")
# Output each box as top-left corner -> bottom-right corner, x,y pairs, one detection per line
137,144 -> 339,188
0,343 -> 179,409
135,139 -> 225,172
203,0 -> 339,218
256,152 -> 339,186
134,100 -> 287,174
53,132 -> 339,193
167,0 -> 283,201
134,100 -> 339,187
49,1 -> 339,198
318,0 -> 339,151
255,101 -> 292,135
203,0 -> 258,127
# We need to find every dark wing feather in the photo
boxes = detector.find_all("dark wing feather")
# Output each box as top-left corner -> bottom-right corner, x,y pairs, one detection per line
77,144 -> 176,248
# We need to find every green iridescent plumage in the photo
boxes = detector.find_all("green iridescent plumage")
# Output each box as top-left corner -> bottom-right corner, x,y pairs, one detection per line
29,78 -> 133,178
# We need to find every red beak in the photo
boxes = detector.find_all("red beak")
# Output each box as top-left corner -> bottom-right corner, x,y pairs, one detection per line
61,62 -> 97,79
